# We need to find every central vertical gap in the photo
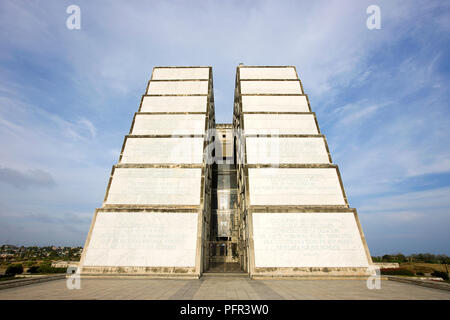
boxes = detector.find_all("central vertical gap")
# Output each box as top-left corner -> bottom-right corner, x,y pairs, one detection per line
206,124 -> 242,273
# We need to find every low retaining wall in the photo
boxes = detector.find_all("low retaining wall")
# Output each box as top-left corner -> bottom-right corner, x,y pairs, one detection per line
0,274 -> 66,290
388,276 -> 450,292
373,262 -> 400,269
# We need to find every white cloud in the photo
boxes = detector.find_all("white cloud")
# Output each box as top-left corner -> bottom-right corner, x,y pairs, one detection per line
360,186 -> 450,213
76,118 -> 97,139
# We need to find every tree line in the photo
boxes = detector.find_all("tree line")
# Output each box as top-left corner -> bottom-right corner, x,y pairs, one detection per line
372,253 -> 449,264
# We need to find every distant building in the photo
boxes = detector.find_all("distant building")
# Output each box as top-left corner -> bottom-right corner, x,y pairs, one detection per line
373,262 -> 400,269
51,261 -> 79,268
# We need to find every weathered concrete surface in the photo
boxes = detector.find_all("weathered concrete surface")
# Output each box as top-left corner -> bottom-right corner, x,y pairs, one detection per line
83,212 -> 198,267
241,95 -> 309,112
121,137 -> 204,164
131,114 -> 205,135
243,114 -> 318,135
252,212 -> 369,268
248,168 -> 346,206
105,168 -> 202,205
0,278 -> 449,300
239,67 -> 297,79
79,66 -> 213,278
140,96 -> 207,113
147,80 -> 208,95
240,80 -> 302,94
235,65 -> 371,277
245,137 -> 330,164
152,67 -> 210,80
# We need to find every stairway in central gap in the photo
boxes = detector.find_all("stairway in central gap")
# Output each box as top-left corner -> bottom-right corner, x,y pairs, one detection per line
207,124 -> 242,273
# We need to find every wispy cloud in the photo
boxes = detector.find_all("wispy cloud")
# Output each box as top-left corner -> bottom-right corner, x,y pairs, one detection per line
360,186 -> 450,213
0,167 -> 56,189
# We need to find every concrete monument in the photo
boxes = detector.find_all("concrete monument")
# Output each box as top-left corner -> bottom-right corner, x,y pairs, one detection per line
79,65 -> 372,278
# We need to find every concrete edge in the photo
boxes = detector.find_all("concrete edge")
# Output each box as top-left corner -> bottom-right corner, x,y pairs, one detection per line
388,276 -> 450,292
0,274 -> 66,290
76,274 -> 200,280
202,273 -> 249,278
250,275 -> 388,280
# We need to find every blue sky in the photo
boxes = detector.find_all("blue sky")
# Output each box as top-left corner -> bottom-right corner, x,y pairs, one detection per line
0,0 -> 449,255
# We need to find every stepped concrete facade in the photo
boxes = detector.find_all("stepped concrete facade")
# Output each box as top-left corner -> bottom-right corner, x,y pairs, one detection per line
79,65 -> 372,279
233,65 -> 372,278
79,67 -> 215,278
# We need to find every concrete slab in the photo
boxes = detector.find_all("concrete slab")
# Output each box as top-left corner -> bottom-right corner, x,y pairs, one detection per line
243,114 -> 318,135
131,114 -> 206,135
245,137 -> 330,164
240,80 -> 302,94
105,168 -> 202,205
83,211 -> 198,267
242,95 -> 309,112
239,67 -> 297,80
140,96 -> 207,113
248,168 -> 346,206
121,137 -> 204,164
252,212 -> 369,268
147,81 -> 208,95
152,68 -> 210,80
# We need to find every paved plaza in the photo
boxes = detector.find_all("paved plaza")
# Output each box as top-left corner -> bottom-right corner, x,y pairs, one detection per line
0,277 -> 449,300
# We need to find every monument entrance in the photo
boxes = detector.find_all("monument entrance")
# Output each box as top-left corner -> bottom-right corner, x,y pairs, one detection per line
207,124 -> 242,273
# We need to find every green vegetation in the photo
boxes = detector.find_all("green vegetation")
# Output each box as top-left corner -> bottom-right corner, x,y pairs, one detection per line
0,245 -> 82,277
0,261 -> 66,281
0,275 -> 15,281
370,253 -> 450,280
26,266 -> 40,274
0,245 -> 82,264
380,268 -> 415,276
5,263 -> 23,276
372,253 -> 450,264
431,271 -> 449,281
34,265 -> 66,274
